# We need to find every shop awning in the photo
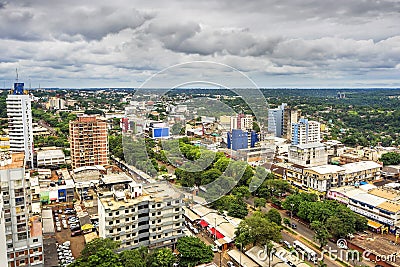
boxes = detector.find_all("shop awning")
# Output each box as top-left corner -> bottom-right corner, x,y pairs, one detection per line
215,238 -> 228,247
368,220 -> 383,229
209,227 -> 224,239
199,220 -> 209,228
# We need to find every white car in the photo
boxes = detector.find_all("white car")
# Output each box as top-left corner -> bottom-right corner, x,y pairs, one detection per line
56,226 -> 62,232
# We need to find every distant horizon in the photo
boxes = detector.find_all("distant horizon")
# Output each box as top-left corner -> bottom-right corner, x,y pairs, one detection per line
2,87 -> 400,90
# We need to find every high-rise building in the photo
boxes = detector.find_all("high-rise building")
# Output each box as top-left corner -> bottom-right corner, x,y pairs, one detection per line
45,96 -> 66,110
0,191 -> 6,264
0,152 -> 44,267
69,116 -> 108,169
225,114 -> 253,132
7,82 -> 34,168
291,118 -> 321,145
97,178 -> 185,250
267,104 -> 286,137
282,106 -> 300,141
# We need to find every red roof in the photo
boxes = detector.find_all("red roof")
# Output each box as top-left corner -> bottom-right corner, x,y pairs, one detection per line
199,220 -> 209,228
209,227 -> 224,239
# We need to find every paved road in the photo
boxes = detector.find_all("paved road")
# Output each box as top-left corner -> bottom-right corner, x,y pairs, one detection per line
245,198 -> 373,267
38,119 -> 57,134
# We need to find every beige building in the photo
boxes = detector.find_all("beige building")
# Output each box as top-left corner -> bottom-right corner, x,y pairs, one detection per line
288,143 -> 328,167
69,116 -> 108,169
303,161 -> 382,192
282,106 -> 300,141
98,179 -> 185,250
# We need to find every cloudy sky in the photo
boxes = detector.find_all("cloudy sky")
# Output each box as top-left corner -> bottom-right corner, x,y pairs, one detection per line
1,0 -> 400,88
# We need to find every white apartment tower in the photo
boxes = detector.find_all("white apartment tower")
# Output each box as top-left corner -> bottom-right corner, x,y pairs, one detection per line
291,118 -> 321,145
7,82 -> 34,168
0,152 -> 44,267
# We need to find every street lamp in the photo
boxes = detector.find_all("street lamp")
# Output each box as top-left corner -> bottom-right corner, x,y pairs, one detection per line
290,203 -> 294,219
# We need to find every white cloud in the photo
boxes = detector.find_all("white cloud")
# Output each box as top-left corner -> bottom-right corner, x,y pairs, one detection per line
0,0 -> 399,87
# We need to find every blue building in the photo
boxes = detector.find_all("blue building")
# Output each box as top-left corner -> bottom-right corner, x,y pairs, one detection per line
227,129 -> 259,151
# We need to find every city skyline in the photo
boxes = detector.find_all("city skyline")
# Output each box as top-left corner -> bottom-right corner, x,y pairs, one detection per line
0,0 -> 399,88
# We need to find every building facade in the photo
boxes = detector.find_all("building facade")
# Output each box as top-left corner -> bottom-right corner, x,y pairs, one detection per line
0,191 -> 7,264
36,149 -> 65,167
288,143 -> 328,167
282,106 -> 300,141
268,103 -> 286,137
98,181 -> 185,250
0,153 -> 44,267
303,161 -> 382,192
46,97 -> 66,110
69,116 -> 108,169
291,118 -> 320,145
7,83 -> 34,168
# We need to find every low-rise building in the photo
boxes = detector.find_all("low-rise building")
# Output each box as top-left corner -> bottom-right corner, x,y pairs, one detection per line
303,161 -> 381,192
36,149 -> 65,167
288,143 -> 328,167
328,185 -> 400,232
98,179 -> 185,250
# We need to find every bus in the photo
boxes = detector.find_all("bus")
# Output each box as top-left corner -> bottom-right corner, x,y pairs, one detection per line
293,240 -> 318,263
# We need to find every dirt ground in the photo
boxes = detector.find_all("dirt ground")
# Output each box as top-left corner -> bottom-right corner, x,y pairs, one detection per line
53,212 -> 86,259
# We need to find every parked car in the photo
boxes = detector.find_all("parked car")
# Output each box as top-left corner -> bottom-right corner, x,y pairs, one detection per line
70,226 -> 81,232
71,230 -> 82,237
211,245 -> 218,252
63,223 -> 68,229
283,240 -> 292,249
227,261 -> 235,267
56,226 -> 62,232
291,223 -> 297,229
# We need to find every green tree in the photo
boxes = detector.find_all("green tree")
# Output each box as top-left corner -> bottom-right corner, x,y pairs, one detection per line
119,249 -> 147,267
380,152 -> 400,166
254,197 -> 267,208
149,248 -> 176,267
228,198 -> 248,219
231,186 -> 250,199
235,213 -> 282,247
79,238 -> 120,260
266,208 -> 282,226
311,221 -> 331,249
200,168 -> 222,185
283,218 -> 290,226
176,236 -> 214,267
213,157 -> 230,172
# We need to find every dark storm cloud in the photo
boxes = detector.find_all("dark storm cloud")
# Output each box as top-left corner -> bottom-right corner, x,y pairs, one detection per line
0,0 -> 399,87
0,2 -> 153,41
